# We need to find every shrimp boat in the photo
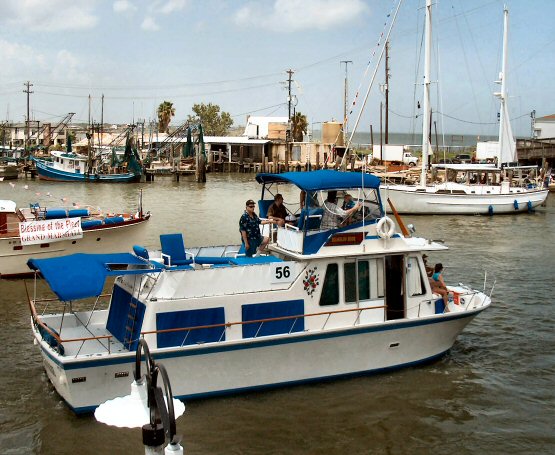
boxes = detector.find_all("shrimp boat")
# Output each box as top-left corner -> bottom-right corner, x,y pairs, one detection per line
27,170 -> 492,413
32,150 -> 142,183
1,197 -> 150,277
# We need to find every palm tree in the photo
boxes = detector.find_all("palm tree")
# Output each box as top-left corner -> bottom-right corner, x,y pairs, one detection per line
157,101 -> 175,133
291,112 -> 308,142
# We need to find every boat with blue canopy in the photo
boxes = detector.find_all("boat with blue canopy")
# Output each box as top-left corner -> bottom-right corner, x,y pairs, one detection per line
26,170 -> 492,413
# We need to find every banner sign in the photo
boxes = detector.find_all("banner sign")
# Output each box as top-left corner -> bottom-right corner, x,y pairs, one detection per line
19,218 -> 83,246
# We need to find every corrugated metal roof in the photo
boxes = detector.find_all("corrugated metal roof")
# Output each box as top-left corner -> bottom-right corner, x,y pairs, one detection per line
536,114 -> 555,121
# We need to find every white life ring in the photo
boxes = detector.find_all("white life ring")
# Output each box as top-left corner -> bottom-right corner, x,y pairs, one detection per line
376,216 -> 395,239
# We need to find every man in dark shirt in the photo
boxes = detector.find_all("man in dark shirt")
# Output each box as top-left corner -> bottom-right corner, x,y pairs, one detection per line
267,193 -> 288,227
239,199 -> 272,256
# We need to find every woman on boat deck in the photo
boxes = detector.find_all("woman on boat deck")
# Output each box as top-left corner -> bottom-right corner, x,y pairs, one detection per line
431,263 -> 450,311
239,199 -> 273,257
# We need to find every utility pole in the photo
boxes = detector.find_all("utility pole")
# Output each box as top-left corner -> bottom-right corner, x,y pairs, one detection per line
384,42 -> 390,144
23,81 -> 33,153
286,69 -> 294,130
285,69 -> 294,169
340,60 -> 352,143
100,94 -> 104,148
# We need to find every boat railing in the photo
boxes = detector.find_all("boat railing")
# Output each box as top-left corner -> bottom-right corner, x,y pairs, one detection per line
29,294 -> 386,357
140,305 -> 388,342
441,266 -> 496,298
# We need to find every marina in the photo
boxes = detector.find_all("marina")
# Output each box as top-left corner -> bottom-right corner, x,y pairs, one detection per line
1,0 -> 554,453
0,175 -> 554,453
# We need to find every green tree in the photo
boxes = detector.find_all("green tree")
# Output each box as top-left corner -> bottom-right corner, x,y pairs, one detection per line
187,103 -> 233,136
0,124 -> 6,144
157,101 -> 175,133
291,112 -> 308,142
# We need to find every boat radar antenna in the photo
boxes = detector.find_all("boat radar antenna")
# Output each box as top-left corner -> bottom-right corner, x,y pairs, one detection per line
340,0 -> 404,170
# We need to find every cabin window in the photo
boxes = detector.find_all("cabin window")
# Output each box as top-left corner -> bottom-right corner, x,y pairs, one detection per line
406,257 -> 426,296
344,260 -> 370,303
319,263 -> 339,306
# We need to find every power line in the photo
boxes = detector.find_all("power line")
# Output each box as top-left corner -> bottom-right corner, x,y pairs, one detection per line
389,107 -> 531,125
231,103 -> 286,118
33,81 -> 281,100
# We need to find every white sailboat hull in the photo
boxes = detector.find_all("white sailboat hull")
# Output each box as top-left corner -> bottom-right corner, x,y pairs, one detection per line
35,309 -> 482,413
382,185 -> 549,214
0,219 -> 148,277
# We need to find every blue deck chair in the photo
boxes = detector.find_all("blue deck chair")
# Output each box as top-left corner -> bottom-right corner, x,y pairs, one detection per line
132,245 -> 167,270
160,233 -> 195,266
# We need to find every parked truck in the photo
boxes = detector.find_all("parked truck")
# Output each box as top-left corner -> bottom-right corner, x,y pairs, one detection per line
476,141 -> 499,162
372,144 -> 418,166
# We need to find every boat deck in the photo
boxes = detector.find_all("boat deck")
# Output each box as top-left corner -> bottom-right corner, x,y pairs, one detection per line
40,311 -> 127,358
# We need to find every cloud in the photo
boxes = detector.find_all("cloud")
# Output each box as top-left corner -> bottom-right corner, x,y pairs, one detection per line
113,0 -> 137,14
159,0 -> 187,14
0,39 -> 91,86
50,50 -> 89,84
234,0 -> 369,31
141,16 -> 160,31
0,39 -> 48,79
1,0 -> 98,32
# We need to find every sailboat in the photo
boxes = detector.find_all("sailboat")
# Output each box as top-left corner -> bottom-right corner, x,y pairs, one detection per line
382,3 -> 548,215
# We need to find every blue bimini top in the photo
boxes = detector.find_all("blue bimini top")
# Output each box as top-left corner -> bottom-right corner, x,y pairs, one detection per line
27,252 -> 161,301
255,170 -> 381,192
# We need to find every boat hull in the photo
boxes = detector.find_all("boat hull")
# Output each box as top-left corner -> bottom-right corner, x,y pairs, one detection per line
0,165 -> 19,180
382,186 -> 549,214
35,309 -> 482,413
0,218 -> 148,277
33,158 -> 140,183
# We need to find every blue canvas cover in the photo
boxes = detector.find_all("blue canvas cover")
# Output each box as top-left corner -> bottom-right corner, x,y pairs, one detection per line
27,253 -> 160,301
242,300 -> 304,338
255,170 -> 381,191
156,307 -> 225,348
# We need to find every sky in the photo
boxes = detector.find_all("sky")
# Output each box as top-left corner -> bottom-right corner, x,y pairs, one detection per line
1,0 -> 554,139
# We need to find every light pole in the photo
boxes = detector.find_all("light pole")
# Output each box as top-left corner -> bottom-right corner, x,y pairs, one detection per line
95,339 -> 186,454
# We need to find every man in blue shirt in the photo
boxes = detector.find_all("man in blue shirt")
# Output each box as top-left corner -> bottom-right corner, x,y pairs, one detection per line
239,199 -> 273,257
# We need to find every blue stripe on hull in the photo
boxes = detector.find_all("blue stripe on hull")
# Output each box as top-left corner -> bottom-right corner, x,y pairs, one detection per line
40,309 -> 479,371
69,349 -> 450,414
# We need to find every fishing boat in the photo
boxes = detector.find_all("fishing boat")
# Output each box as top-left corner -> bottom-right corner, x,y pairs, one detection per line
382,3 -> 548,214
0,160 -> 19,180
0,196 -> 150,277
32,150 -> 141,183
27,170 -> 492,413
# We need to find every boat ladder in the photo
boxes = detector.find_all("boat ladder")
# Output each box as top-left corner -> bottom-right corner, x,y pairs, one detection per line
123,300 -> 139,350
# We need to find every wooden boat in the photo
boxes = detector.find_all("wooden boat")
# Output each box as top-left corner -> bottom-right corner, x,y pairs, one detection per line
0,198 -> 150,277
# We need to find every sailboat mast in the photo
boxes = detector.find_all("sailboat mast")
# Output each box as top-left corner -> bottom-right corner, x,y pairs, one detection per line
497,6 -> 509,165
420,0 -> 432,186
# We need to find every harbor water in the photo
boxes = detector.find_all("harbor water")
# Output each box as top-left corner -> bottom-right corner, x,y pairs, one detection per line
0,174 -> 554,454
